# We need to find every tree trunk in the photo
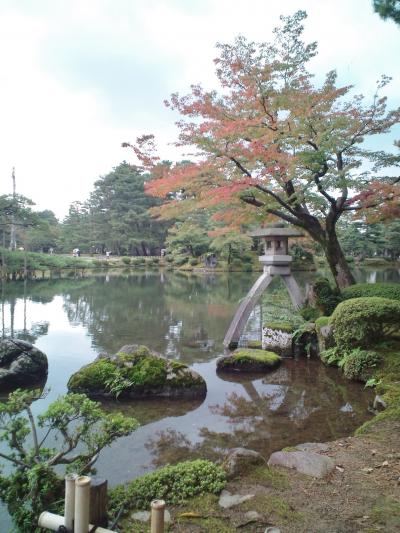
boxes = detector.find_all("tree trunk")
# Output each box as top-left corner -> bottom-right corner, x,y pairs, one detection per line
323,230 -> 355,289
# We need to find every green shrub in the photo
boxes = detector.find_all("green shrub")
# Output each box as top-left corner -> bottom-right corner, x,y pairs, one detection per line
341,283 -> 400,302
320,347 -> 342,366
121,257 -> 131,265
300,306 -> 320,321
109,460 -> 226,513
332,297 -> 400,350
189,257 -> 198,266
173,255 -> 188,266
339,348 -> 382,381
312,277 -> 340,315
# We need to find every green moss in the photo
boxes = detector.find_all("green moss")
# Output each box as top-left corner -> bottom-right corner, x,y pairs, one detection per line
356,406 -> 400,435
239,494 -> 303,523
246,465 -> 290,489
67,359 -> 116,391
174,495 -> 235,533
68,346 -> 204,396
315,316 -> 331,329
370,497 -> 400,528
233,349 -> 281,365
247,339 -> 262,349
263,321 -> 295,333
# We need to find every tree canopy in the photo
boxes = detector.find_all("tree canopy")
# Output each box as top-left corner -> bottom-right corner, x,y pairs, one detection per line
60,162 -> 170,255
373,0 -> 400,24
126,11 -> 400,288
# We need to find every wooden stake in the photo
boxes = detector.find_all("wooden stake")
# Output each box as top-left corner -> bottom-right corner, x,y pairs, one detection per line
90,477 -> 108,527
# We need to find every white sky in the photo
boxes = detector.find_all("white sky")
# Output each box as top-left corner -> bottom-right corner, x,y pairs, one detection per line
0,0 -> 399,219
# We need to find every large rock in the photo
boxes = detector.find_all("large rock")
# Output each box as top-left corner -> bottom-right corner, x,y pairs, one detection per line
268,450 -> 335,478
262,322 -> 295,357
68,344 -> 207,400
223,447 -> 265,478
217,349 -> 281,373
315,317 -> 335,353
0,339 -> 48,390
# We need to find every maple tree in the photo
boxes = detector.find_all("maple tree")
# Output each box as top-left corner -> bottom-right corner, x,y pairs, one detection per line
125,11 -> 400,289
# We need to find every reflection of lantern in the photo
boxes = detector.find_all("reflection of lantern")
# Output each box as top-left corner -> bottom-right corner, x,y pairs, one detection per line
224,225 -> 305,349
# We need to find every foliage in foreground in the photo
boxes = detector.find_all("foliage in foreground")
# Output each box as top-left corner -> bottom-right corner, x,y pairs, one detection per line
109,459 -> 226,516
0,389 -> 138,532
331,297 -> 400,350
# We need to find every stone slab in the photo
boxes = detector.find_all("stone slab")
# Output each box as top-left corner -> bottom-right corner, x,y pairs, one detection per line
268,450 -> 335,478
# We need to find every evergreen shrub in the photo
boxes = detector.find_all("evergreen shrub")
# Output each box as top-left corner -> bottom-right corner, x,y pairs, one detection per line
109,460 -> 226,513
339,348 -> 382,381
312,277 -> 340,315
341,283 -> 400,302
332,297 -> 400,349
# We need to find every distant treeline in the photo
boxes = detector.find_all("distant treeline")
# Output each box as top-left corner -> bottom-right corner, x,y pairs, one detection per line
1,162 -> 399,269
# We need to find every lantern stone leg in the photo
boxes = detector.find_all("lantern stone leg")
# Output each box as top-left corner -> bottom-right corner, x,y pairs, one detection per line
223,272 -> 273,349
282,274 -> 304,310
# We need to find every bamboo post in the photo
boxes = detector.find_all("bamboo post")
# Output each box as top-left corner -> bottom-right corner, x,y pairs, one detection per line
65,473 -> 77,532
75,476 -> 91,533
151,499 -> 165,533
90,477 -> 108,527
38,512 -> 116,533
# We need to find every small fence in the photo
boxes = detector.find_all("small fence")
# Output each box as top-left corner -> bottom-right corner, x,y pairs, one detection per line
39,474 -> 166,533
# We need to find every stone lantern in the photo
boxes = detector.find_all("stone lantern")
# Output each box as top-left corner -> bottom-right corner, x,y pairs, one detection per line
223,225 -> 305,349
248,226 -> 303,275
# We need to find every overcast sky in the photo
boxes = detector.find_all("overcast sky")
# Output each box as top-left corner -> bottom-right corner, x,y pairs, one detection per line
0,0 -> 399,219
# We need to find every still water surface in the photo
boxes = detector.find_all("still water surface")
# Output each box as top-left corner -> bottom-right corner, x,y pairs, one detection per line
2,268 -> 396,527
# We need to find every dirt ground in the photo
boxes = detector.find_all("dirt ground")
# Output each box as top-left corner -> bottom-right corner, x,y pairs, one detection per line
126,419 -> 400,532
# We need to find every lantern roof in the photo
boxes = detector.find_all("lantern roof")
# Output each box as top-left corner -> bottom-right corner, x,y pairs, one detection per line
248,225 -> 303,238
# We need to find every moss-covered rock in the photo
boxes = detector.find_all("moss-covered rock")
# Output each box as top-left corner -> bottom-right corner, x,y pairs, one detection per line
217,348 -> 281,372
263,321 -> 295,333
262,321 -> 295,356
247,339 -> 262,349
315,316 -> 335,353
68,344 -> 207,400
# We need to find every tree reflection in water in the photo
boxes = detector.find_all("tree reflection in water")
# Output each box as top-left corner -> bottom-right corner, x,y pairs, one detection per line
146,359 -> 372,468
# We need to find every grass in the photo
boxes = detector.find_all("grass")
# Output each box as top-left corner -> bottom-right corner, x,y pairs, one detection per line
239,493 -> 303,524
355,339 -> 400,434
245,465 -> 290,489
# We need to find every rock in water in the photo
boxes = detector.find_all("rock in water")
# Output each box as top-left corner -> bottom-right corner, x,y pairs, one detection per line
0,339 -> 48,390
217,348 -> 281,373
68,344 -> 207,400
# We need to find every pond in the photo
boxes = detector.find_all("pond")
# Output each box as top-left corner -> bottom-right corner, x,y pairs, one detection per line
1,267 -> 391,528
